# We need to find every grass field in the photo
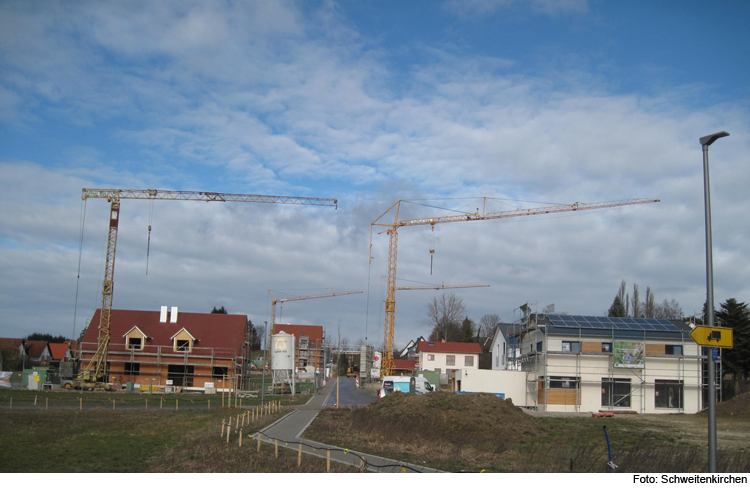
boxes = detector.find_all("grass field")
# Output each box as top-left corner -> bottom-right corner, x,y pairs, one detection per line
3,389 -> 750,474
0,389 -> 356,473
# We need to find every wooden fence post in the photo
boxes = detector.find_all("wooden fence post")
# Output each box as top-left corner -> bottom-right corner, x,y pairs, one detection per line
176,399 -> 179,411
239,428 -> 243,447
221,419 -> 225,438
46,398 -> 48,411
275,438 -> 278,458
208,399 -> 211,410
327,450 -> 331,472
9,397 -> 11,409
257,432 -> 261,452
146,399 -> 148,410
227,417 -> 231,443
236,414 -> 240,433
112,399 -> 115,410
79,397 -> 82,410
298,443 -> 302,466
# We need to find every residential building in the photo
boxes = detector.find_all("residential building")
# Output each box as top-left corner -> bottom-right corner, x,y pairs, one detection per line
417,340 -> 483,378
79,307 -> 249,391
393,358 -> 416,375
513,314 -> 702,413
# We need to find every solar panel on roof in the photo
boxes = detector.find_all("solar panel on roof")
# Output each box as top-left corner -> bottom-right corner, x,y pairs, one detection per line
547,314 -> 682,332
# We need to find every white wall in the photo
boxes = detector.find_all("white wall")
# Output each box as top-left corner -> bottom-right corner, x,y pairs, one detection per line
455,369 -> 527,404
419,351 -> 479,373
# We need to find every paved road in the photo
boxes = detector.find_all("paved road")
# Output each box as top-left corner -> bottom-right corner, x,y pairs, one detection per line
254,378 -> 443,473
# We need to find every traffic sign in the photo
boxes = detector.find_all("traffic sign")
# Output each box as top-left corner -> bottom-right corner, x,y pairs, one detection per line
689,325 -> 733,348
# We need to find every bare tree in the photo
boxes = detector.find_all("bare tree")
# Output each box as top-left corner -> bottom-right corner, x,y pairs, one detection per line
617,280 -> 627,306
631,284 -> 642,318
654,299 -> 683,319
426,293 -> 466,342
479,314 -> 500,340
645,287 -> 656,319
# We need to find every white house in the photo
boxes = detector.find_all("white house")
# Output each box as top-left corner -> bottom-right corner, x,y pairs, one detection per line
514,314 -> 703,414
417,340 -> 483,378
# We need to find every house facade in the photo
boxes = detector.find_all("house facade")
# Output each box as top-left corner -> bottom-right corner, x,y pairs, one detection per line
514,314 -> 703,414
79,307 -> 249,391
417,340 -> 483,377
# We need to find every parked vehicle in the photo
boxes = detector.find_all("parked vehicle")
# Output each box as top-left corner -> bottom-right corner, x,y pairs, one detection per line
377,375 -> 437,398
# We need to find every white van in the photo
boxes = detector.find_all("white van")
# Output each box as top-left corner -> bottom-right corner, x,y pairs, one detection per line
378,375 -> 437,398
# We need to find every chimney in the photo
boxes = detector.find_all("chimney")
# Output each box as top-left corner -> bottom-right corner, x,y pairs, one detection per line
160,306 -> 168,323
441,338 -> 446,343
170,306 -> 178,323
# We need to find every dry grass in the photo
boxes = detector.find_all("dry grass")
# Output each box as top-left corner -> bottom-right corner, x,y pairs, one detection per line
304,391 -> 750,473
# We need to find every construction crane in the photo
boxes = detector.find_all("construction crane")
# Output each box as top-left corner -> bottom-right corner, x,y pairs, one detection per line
394,281 -> 489,291
72,188 -> 337,390
268,289 -> 363,337
370,197 -> 660,376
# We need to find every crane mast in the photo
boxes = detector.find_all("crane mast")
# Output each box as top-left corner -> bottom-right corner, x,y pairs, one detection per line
76,188 -> 337,390
370,197 -> 660,377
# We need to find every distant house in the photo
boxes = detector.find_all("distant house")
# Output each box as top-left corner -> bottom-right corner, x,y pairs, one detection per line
48,342 -> 73,364
392,358 -> 417,376
271,324 -> 325,372
399,336 -> 425,359
417,340 -> 483,378
80,307 -> 249,391
24,340 -> 53,365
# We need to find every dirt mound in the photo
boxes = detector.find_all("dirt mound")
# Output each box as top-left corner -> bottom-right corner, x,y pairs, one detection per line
351,391 -> 545,452
716,392 -> 750,419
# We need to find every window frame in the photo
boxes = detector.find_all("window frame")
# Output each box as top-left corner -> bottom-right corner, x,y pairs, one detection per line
602,378 -> 631,408
427,354 -> 435,361
561,341 -> 581,353
655,379 -> 683,409
446,355 -> 456,366
464,355 -> 474,367
665,344 -> 683,356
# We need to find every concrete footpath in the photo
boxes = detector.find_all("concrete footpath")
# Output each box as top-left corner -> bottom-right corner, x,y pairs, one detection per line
252,382 -> 444,473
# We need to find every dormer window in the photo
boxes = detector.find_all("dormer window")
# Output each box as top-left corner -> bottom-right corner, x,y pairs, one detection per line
171,328 -> 195,353
124,327 -> 147,351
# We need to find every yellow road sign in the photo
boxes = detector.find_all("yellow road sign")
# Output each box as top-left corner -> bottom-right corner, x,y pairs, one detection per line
690,326 -> 733,348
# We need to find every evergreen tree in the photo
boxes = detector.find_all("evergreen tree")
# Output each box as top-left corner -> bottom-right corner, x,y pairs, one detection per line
608,295 -> 627,317
460,316 -> 476,343
211,306 -> 228,314
716,299 -> 750,383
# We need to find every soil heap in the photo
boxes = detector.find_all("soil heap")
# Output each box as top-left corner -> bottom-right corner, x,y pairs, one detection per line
351,391 -> 545,452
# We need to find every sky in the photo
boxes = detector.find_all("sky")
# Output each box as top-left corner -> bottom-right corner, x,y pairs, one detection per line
1,0 -> 749,351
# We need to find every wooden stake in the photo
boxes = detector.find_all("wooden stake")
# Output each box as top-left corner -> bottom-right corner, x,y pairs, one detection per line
257,432 -> 261,452
298,443 -> 302,466
112,399 -> 115,410
236,414 -> 239,433
227,417 -> 231,443
275,438 -> 278,458
208,399 -> 211,410
79,397 -> 82,410
46,398 -> 48,410
360,458 -> 365,473
221,419 -> 225,438
9,397 -> 12,409
327,450 -> 331,472
176,399 -> 178,411
146,399 -> 148,410
239,428 -> 243,447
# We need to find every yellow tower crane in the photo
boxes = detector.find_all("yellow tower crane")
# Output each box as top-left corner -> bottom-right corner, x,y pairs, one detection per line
370,197 -> 660,377
72,188 -> 337,390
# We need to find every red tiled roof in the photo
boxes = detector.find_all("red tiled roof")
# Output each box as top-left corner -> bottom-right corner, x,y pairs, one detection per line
82,309 -> 247,352
48,342 -> 71,361
393,359 -> 416,369
0,338 -> 24,349
418,340 -> 482,355
24,340 -> 49,358
272,324 -> 324,346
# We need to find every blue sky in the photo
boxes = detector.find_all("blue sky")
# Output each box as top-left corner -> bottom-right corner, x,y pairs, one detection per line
1,0 -> 749,350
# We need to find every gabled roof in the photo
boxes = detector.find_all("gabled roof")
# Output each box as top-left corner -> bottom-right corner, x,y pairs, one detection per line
82,309 -> 247,352
24,340 -> 50,359
0,338 -> 24,350
418,340 -> 482,355
48,342 -> 71,361
273,324 -> 324,346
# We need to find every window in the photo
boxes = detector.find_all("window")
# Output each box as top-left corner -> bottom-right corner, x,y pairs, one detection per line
175,339 -> 190,352
127,337 -> 142,350
602,378 -> 631,407
536,341 -> 543,352
548,376 -> 579,389
665,345 -> 683,355
212,366 -> 228,378
562,341 -> 581,353
446,355 -> 455,366
434,368 -> 441,374
655,380 -> 683,409
427,354 -> 435,361
465,356 -> 474,367
124,362 -> 140,376
602,343 -> 612,353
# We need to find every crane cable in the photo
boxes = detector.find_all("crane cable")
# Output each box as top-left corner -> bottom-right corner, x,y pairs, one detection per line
72,198 -> 87,339
146,198 -> 154,275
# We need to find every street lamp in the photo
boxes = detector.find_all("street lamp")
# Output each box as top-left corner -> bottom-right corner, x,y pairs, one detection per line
699,130 -> 729,473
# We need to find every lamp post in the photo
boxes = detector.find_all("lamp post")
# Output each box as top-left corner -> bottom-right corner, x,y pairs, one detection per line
699,130 -> 729,473
261,320 -> 267,408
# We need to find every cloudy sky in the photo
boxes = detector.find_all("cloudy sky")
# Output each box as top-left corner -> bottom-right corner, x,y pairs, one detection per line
1,0 -> 748,351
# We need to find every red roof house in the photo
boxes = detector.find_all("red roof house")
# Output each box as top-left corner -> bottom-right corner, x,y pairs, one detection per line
417,340 -> 482,376
272,324 -> 325,370
80,308 -> 248,390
